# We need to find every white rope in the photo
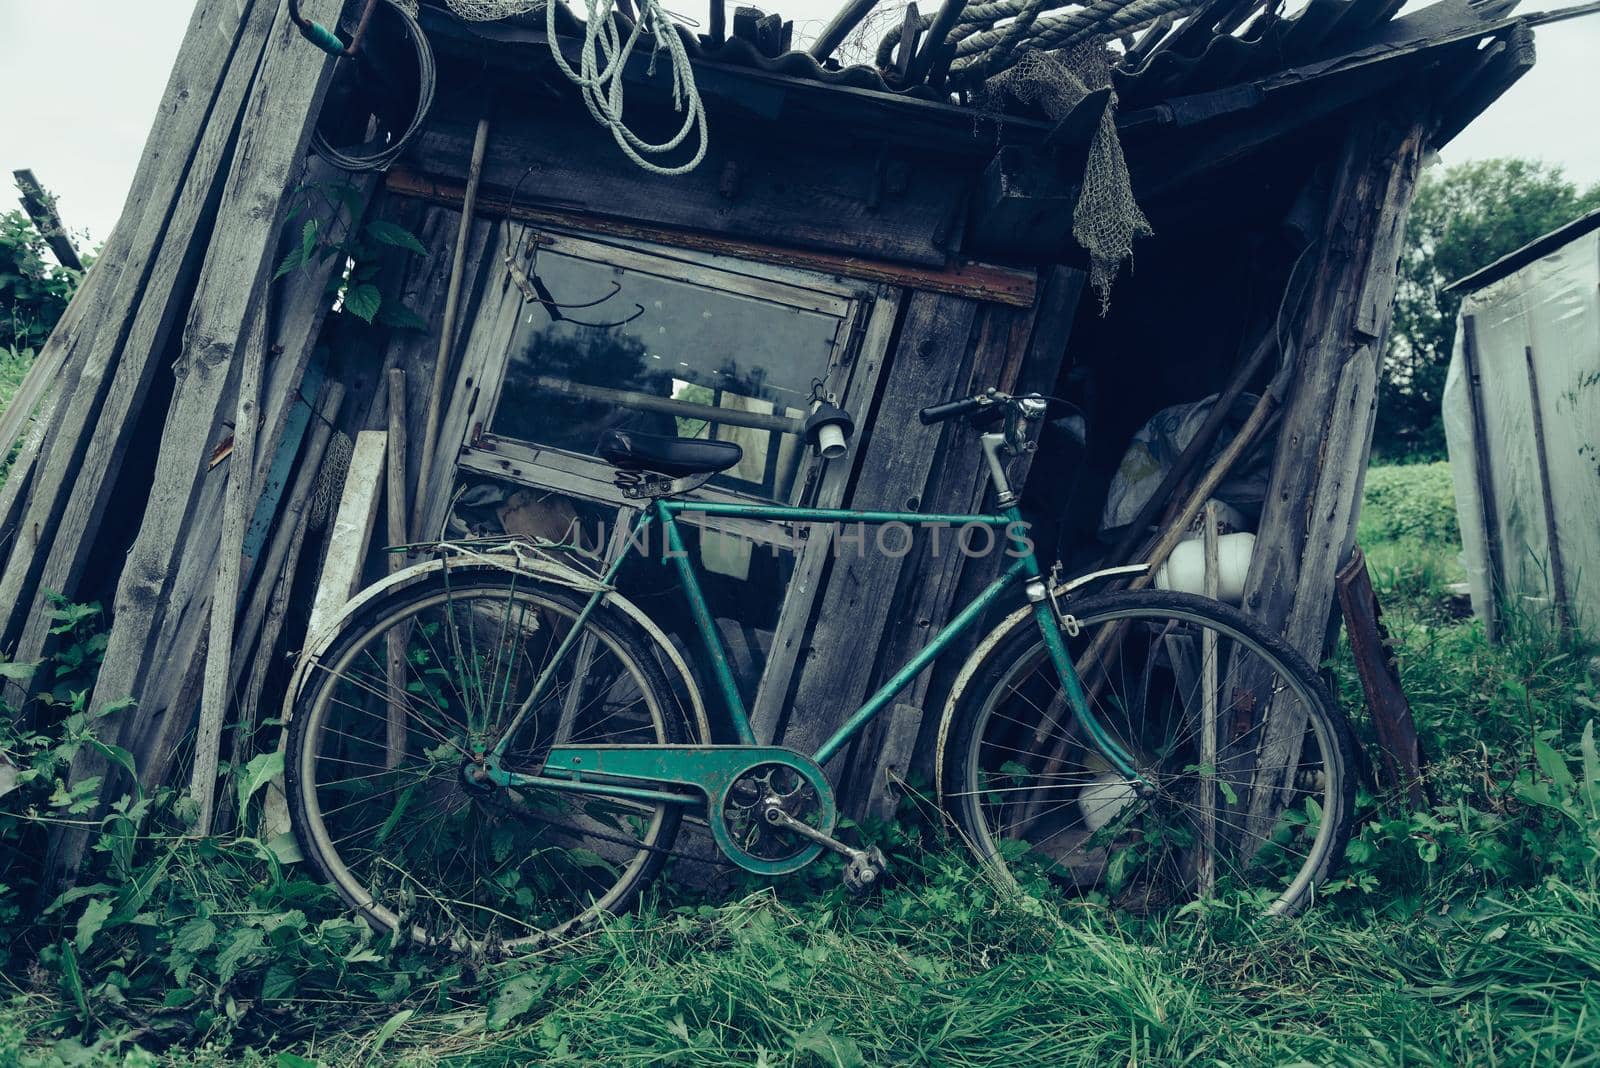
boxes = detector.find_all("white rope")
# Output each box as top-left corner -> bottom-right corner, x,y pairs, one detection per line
546,0 -> 709,175
444,0 -> 707,175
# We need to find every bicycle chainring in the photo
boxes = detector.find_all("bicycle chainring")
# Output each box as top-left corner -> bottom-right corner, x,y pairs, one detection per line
717,761 -> 829,865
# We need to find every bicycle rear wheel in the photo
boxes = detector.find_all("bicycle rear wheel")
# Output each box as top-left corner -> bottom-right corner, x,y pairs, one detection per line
942,589 -> 1354,916
287,567 -> 692,953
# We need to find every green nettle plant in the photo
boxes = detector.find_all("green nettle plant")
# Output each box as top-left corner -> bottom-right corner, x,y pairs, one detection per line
273,181 -> 429,329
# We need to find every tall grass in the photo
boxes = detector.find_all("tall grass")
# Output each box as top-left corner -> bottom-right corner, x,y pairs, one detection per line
4,461 -> 1600,1067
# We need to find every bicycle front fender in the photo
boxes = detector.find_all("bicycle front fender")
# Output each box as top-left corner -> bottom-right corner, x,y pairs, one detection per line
930,561 -> 1149,803
278,553 -> 711,743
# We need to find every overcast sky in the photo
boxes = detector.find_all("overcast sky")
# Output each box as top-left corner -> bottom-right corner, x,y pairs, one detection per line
1,0 -> 1596,250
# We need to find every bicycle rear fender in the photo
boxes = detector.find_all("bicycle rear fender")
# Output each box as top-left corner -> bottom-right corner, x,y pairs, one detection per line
931,562 -> 1148,803
279,554 -> 711,743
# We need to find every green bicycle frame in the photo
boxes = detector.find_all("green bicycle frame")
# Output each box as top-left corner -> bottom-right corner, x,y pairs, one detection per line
486,494 -> 1142,797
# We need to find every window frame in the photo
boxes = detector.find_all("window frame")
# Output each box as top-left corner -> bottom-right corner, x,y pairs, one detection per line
451,227 -> 888,548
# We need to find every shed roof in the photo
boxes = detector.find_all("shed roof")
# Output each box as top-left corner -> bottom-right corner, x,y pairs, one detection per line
1445,206 -> 1600,294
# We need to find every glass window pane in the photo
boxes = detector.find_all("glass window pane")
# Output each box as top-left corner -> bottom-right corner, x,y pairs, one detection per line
491,249 -> 842,500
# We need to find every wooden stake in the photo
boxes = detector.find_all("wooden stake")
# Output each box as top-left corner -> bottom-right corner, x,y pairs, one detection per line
1523,345 -> 1571,633
1198,501 -> 1220,899
189,297 -> 267,835
384,369 -> 410,767
414,114 -> 490,541
1460,314 -> 1503,642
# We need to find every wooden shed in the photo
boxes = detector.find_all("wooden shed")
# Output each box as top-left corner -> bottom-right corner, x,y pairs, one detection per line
0,0 -> 1537,873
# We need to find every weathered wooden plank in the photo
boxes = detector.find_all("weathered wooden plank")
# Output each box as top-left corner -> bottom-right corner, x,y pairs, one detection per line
1235,116 -> 1426,841
230,382 -> 348,772
385,169 -> 1037,308
773,291 -> 980,776
842,289 -> 1059,816
190,295 -> 267,835
84,0 -> 346,720
415,115 -> 491,541
744,290 -> 903,746
44,0 -> 348,884
1336,547 -> 1428,811
13,169 -> 82,271
0,0 -> 272,658
902,266 -> 1083,785
384,369 -> 410,765
309,431 -> 388,638
0,0 -> 279,662
404,99 -> 964,268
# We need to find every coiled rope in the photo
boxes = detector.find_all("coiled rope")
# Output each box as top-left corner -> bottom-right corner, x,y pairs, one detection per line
445,0 -> 708,175
872,0 -> 1207,83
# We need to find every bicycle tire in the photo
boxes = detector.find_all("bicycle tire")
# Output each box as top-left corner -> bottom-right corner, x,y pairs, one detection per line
287,568 -> 692,953
940,588 -> 1356,916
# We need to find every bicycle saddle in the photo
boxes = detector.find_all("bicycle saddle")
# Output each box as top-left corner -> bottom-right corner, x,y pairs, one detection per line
596,429 -> 743,478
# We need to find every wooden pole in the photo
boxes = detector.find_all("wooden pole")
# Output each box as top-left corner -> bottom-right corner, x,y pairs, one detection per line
414,114 -> 490,540
1522,345 -> 1571,633
1460,314 -> 1503,642
384,369 -> 410,767
12,169 -> 83,271
189,297 -> 267,834
1198,501 -> 1220,899
808,0 -> 880,61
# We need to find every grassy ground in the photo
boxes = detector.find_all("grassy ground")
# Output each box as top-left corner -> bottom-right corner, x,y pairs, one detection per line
4,462 -> 1599,1066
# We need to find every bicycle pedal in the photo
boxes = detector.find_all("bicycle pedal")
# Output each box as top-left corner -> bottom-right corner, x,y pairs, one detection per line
843,846 -> 888,894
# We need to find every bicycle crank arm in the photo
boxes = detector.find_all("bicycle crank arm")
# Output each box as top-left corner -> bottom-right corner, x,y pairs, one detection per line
762,807 -> 887,892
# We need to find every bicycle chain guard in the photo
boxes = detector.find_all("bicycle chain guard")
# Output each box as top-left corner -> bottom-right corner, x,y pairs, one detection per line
529,745 -> 840,876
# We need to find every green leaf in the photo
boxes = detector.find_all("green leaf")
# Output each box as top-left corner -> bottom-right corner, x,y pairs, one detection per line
162,987 -> 198,1008
261,961 -> 298,1002
1535,738 -> 1575,791
277,1055 -> 321,1068
343,283 -> 382,323
488,970 -> 553,1029
215,927 -> 266,984
172,917 -> 218,955
375,303 -> 429,331
0,659 -> 40,681
794,1019 -> 864,1068
236,750 -> 284,816
301,218 -> 320,264
370,1008 -> 415,1057
73,897 -> 113,953
364,220 -> 428,256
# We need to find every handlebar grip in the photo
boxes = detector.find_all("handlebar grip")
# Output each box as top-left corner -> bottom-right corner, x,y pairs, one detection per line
919,396 -> 987,425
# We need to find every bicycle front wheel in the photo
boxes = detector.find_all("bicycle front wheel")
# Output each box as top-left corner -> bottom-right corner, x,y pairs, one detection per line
287,567 -> 692,953
942,589 -> 1355,916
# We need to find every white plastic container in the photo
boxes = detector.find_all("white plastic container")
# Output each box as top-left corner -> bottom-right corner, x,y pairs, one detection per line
1154,531 -> 1257,604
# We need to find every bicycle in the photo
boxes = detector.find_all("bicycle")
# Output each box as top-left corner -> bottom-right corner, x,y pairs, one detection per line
284,389 -> 1355,952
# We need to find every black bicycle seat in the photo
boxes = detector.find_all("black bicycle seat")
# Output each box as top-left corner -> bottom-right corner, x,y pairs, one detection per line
596,429 -> 743,478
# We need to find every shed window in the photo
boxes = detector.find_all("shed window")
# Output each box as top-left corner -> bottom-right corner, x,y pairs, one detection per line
487,240 -> 848,501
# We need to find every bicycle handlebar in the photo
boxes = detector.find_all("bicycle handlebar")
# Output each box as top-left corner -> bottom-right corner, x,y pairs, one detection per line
918,395 -> 991,425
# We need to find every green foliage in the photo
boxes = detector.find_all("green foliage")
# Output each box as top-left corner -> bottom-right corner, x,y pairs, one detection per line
7,468 -> 1600,1065
0,206 -> 82,356
1358,460 -> 1460,544
1379,158 -> 1600,460
273,183 -> 428,329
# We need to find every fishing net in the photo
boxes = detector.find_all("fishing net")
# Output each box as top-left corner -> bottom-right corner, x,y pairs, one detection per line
983,44 -> 1150,310
442,0 -> 541,17
309,431 -> 355,532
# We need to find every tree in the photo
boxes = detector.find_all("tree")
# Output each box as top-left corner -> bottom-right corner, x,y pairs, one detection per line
1376,158 -> 1600,460
0,207 -> 82,356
